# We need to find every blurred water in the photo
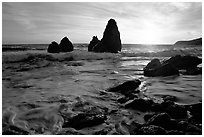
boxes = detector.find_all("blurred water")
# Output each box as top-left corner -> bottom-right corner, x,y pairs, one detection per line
2,43 -> 202,134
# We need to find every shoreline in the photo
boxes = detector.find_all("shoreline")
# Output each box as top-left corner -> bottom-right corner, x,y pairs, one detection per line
2,49 -> 202,135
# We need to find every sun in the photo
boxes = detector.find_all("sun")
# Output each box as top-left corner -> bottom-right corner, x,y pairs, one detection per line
139,25 -> 163,44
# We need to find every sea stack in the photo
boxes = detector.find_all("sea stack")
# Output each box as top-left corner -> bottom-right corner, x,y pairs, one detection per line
88,36 -> 100,51
92,19 -> 122,53
47,41 -> 60,53
59,36 -> 74,52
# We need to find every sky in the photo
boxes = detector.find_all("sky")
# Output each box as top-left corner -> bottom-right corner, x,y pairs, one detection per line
2,2 -> 202,44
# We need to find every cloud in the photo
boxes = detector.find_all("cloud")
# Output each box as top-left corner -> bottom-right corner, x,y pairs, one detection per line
2,2 -> 202,44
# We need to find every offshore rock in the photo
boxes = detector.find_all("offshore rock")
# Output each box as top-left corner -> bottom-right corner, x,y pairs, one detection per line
92,19 -> 122,53
47,41 -> 60,53
59,37 -> 73,52
88,36 -> 100,51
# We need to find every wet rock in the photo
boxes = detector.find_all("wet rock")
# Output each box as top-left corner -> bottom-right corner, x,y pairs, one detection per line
167,130 -> 184,135
160,100 -> 175,111
144,113 -> 157,122
108,79 -> 141,94
61,99 -> 108,130
93,126 -> 113,135
92,19 -> 122,53
166,104 -> 187,119
3,125 -> 29,135
147,113 -> 177,130
88,36 -> 100,51
163,55 -> 202,70
59,37 -> 73,52
177,120 -> 188,131
136,125 -> 167,135
127,120 -> 143,134
62,113 -> 107,130
151,103 -> 163,112
47,41 -> 60,53
144,59 -> 179,77
162,95 -> 177,102
117,96 -> 131,104
186,124 -> 202,135
56,128 -> 84,135
186,103 -> 202,124
182,67 -> 202,75
117,94 -> 138,104
125,98 -> 152,112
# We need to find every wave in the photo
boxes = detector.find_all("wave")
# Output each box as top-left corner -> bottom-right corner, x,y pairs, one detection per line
122,48 -> 202,57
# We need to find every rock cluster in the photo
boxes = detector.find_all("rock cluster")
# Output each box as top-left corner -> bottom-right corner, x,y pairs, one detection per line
144,55 -> 202,77
47,36 -> 73,53
88,19 -> 122,53
107,79 -> 202,135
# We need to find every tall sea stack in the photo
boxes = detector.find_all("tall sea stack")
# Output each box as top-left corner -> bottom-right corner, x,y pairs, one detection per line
91,19 -> 122,53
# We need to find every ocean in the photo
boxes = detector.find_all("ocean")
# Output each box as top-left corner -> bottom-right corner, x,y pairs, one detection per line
2,43 -> 202,134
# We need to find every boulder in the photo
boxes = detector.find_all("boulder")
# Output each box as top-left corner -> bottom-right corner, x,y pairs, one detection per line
88,36 -> 100,51
186,124 -> 202,134
108,79 -> 141,94
3,125 -> 29,135
136,125 -> 166,135
165,104 -> 187,119
125,98 -> 153,112
147,113 -> 173,129
92,19 -> 122,53
177,120 -> 189,131
183,67 -> 202,75
47,41 -> 60,53
62,113 -> 107,130
59,37 -> 73,52
185,103 -> 202,124
144,113 -> 157,122
144,59 -> 179,77
166,130 -> 184,135
163,55 -> 202,70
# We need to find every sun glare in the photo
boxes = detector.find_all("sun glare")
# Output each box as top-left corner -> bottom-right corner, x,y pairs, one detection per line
139,25 -> 163,44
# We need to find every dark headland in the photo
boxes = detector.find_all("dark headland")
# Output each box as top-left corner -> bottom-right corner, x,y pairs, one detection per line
174,38 -> 202,46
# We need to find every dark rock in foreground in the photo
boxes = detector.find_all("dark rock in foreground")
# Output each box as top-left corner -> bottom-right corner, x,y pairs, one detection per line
146,113 -> 177,130
144,55 -> 202,77
91,19 -> 122,53
59,36 -> 73,52
136,125 -> 166,135
125,98 -> 153,112
174,38 -> 202,46
144,59 -> 179,77
185,103 -> 202,124
163,55 -> 202,70
165,104 -> 187,119
3,125 -> 29,135
47,41 -> 60,53
108,79 -> 141,94
62,113 -> 107,130
88,36 -> 100,52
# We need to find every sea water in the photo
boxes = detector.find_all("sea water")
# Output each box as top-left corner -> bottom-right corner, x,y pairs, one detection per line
2,43 -> 202,134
